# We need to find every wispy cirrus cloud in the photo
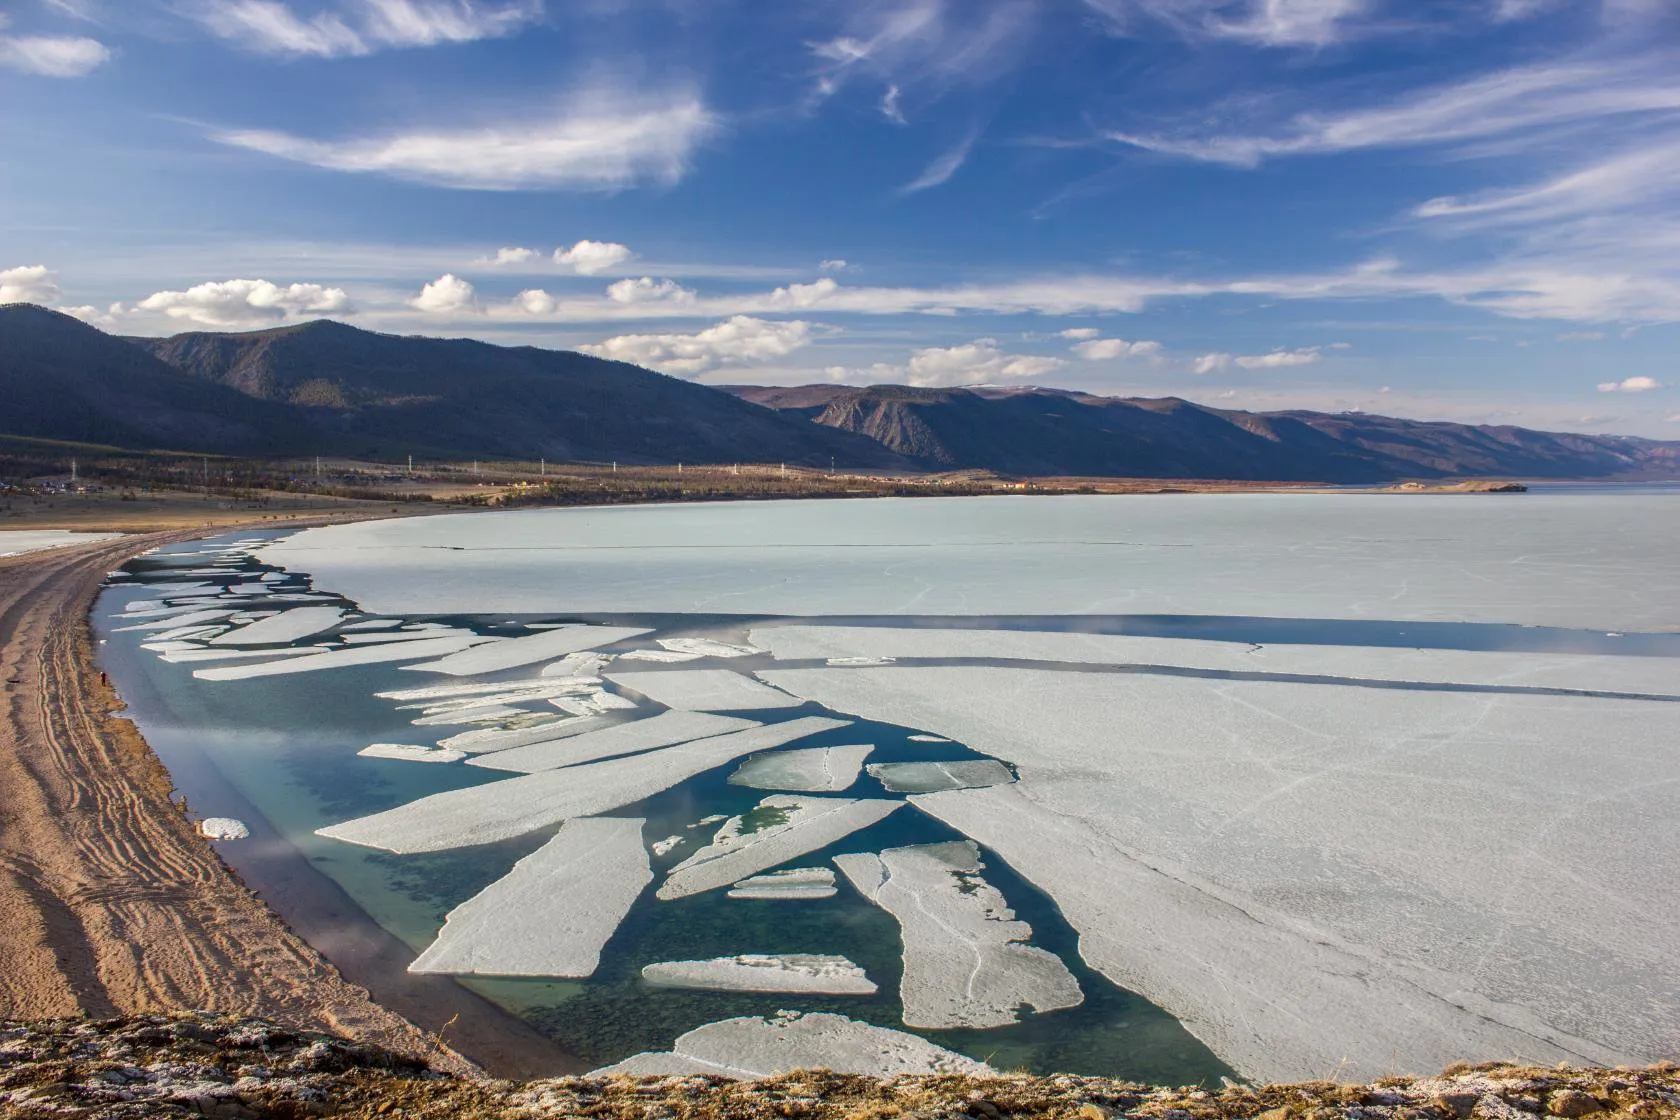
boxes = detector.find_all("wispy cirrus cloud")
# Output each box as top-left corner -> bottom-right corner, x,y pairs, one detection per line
209,93 -> 716,190
182,0 -> 542,58
900,127 -> 979,193
1081,0 -> 1375,48
0,31 -> 110,76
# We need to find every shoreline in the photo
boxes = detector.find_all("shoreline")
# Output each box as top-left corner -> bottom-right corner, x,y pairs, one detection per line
0,524 -> 575,1081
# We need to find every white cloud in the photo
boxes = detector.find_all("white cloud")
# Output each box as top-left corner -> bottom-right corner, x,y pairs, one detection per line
513,288 -> 555,315
581,316 -> 813,377
1236,346 -> 1322,368
183,0 -> 540,58
901,129 -> 978,194
137,278 -> 351,327
0,265 -> 62,304
767,278 -> 840,309
1106,56 -> 1680,167
211,94 -> 715,191
1072,336 -> 1162,360
905,338 -> 1066,387
819,258 -> 851,272
484,246 -> 540,266
410,273 -> 475,313
1192,352 -> 1233,374
554,239 -> 633,274
1596,376 -> 1664,392
0,34 -> 110,76
880,84 -> 906,124
1080,0 -> 1374,46
1059,327 -> 1102,340
605,276 -> 695,305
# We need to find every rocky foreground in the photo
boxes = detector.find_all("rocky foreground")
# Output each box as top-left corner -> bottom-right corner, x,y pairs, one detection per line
2,1015 -> 1677,1120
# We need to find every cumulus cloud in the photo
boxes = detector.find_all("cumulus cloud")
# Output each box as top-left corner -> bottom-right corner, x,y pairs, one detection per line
1059,327 -> 1101,340
1072,336 -> 1162,360
819,259 -> 851,272
767,278 -> 839,309
0,265 -> 63,304
605,276 -> 695,304
1597,375 -> 1664,392
905,338 -> 1066,387
137,278 -> 352,326
581,316 -> 814,377
554,239 -> 633,274
410,273 -> 475,313
183,0 -> 541,58
483,246 -> 540,266
0,34 -> 110,77
212,94 -> 715,191
513,288 -> 555,315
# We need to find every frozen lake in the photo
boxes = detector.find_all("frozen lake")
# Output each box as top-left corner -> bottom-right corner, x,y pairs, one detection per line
97,494 -> 1680,1083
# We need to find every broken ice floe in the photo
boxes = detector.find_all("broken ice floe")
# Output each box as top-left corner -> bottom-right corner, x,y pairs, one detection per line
0,531 -> 121,558
319,716 -> 848,853
379,678 -> 597,703
401,624 -> 650,676
193,635 -> 494,681
650,835 -> 684,857
341,628 -> 476,645
604,668 -> 802,712
656,637 -> 765,658
549,690 -> 636,716
198,817 -> 250,840
411,704 -> 531,727
867,760 -> 1014,794
752,625 -> 1680,699
907,734 -> 951,743
208,606 -> 345,646
835,840 -> 1082,1030
436,715 -> 606,754
114,609 -> 236,632
591,1011 -> 993,1078
159,647 -> 321,664
728,745 -> 873,792
641,954 -> 876,995
467,710 -> 758,774
659,794 -> 902,901
765,664 -> 1658,1080
727,867 -> 838,900
543,652 -> 610,678
409,817 -> 651,977
358,743 -> 466,764
340,618 -> 402,631
617,648 -> 704,663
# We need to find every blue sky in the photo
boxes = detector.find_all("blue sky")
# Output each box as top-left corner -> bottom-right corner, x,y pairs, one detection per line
3,0 -> 1680,436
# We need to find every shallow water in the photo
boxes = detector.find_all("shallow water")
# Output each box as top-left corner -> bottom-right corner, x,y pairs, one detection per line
94,495 -> 1680,1083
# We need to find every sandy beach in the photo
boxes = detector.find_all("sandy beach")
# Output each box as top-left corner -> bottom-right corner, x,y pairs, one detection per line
0,527 -> 572,1079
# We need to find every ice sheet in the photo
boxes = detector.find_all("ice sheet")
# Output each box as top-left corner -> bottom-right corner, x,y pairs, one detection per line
436,716 -> 607,754
401,624 -> 650,676
409,817 -> 651,977
192,634 -> 494,681
591,1011 -> 993,1078
466,711 -> 757,774
866,760 -> 1015,794
727,867 -> 838,900
659,794 -> 902,900
605,669 -> 803,712
319,717 -> 849,853
657,637 -> 765,658
642,955 -> 876,995
753,626 -> 1680,697
835,841 -> 1081,1029
763,665 -> 1675,1079
0,530 -> 121,557
257,495 -> 1680,630
358,743 -> 466,764
209,606 -> 346,646
729,745 -> 873,792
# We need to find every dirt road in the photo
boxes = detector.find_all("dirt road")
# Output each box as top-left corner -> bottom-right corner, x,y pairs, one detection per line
0,531 -> 568,1078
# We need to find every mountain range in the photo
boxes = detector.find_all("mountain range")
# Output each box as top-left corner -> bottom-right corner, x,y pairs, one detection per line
2,303 -> 1676,482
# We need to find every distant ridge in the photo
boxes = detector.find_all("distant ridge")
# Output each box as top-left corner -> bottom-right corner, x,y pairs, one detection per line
726,383 -> 1680,482
2,304 -> 1676,480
